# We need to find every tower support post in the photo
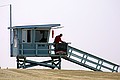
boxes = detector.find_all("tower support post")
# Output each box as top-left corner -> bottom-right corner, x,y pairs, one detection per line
16,56 -> 26,69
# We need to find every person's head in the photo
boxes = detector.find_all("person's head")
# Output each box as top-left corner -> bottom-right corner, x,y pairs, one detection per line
59,34 -> 63,37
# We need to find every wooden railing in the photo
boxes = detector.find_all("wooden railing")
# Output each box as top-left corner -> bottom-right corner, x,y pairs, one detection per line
18,43 -> 68,57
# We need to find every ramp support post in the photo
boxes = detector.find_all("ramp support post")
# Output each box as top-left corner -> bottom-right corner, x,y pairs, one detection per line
51,56 -> 61,69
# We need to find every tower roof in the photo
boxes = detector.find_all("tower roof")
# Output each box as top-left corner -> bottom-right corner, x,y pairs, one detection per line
8,24 -> 61,29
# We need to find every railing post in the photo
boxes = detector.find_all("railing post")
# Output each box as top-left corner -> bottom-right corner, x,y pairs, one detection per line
114,66 -> 119,72
98,60 -> 103,71
83,54 -> 88,64
81,54 -> 85,63
112,65 -> 116,72
21,44 -> 23,55
68,49 -> 72,58
36,44 -> 38,56
96,60 -> 100,69
49,43 -> 52,55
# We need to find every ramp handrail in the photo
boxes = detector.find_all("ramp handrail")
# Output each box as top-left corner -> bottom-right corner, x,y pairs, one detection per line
67,46 -> 119,72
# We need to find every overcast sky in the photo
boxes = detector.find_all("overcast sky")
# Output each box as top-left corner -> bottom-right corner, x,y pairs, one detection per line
0,0 -> 120,71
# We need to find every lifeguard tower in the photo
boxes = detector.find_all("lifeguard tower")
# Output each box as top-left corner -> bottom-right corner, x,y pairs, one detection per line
8,24 -> 68,69
8,5 -> 119,72
8,24 -> 119,71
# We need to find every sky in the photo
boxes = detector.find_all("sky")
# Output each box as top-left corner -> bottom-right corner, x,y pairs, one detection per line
0,0 -> 120,71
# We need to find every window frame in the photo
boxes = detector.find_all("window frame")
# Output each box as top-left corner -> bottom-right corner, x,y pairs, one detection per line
22,29 -> 32,43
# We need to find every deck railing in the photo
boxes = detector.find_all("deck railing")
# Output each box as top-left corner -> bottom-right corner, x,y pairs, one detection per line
18,43 -> 68,57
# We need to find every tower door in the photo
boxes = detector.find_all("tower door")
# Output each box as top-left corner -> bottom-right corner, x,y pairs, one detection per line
21,29 -> 34,56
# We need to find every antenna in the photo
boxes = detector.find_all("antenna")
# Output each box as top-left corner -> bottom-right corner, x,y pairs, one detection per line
10,4 -> 12,55
10,4 -> 12,28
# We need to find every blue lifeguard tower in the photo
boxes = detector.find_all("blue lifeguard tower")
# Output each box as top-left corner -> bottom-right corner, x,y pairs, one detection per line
8,4 -> 119,72
8,25 -> 119,72
8,24 -> 120,72
8,24 -> 68,69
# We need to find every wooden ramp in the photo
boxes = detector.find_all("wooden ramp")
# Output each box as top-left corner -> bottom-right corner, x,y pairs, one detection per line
62,46 -> 119,72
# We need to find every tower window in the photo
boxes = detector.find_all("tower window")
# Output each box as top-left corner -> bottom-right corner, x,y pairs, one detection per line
27,30 -> 31,42
35,30 -> 48,43
22,29 -> 32,43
